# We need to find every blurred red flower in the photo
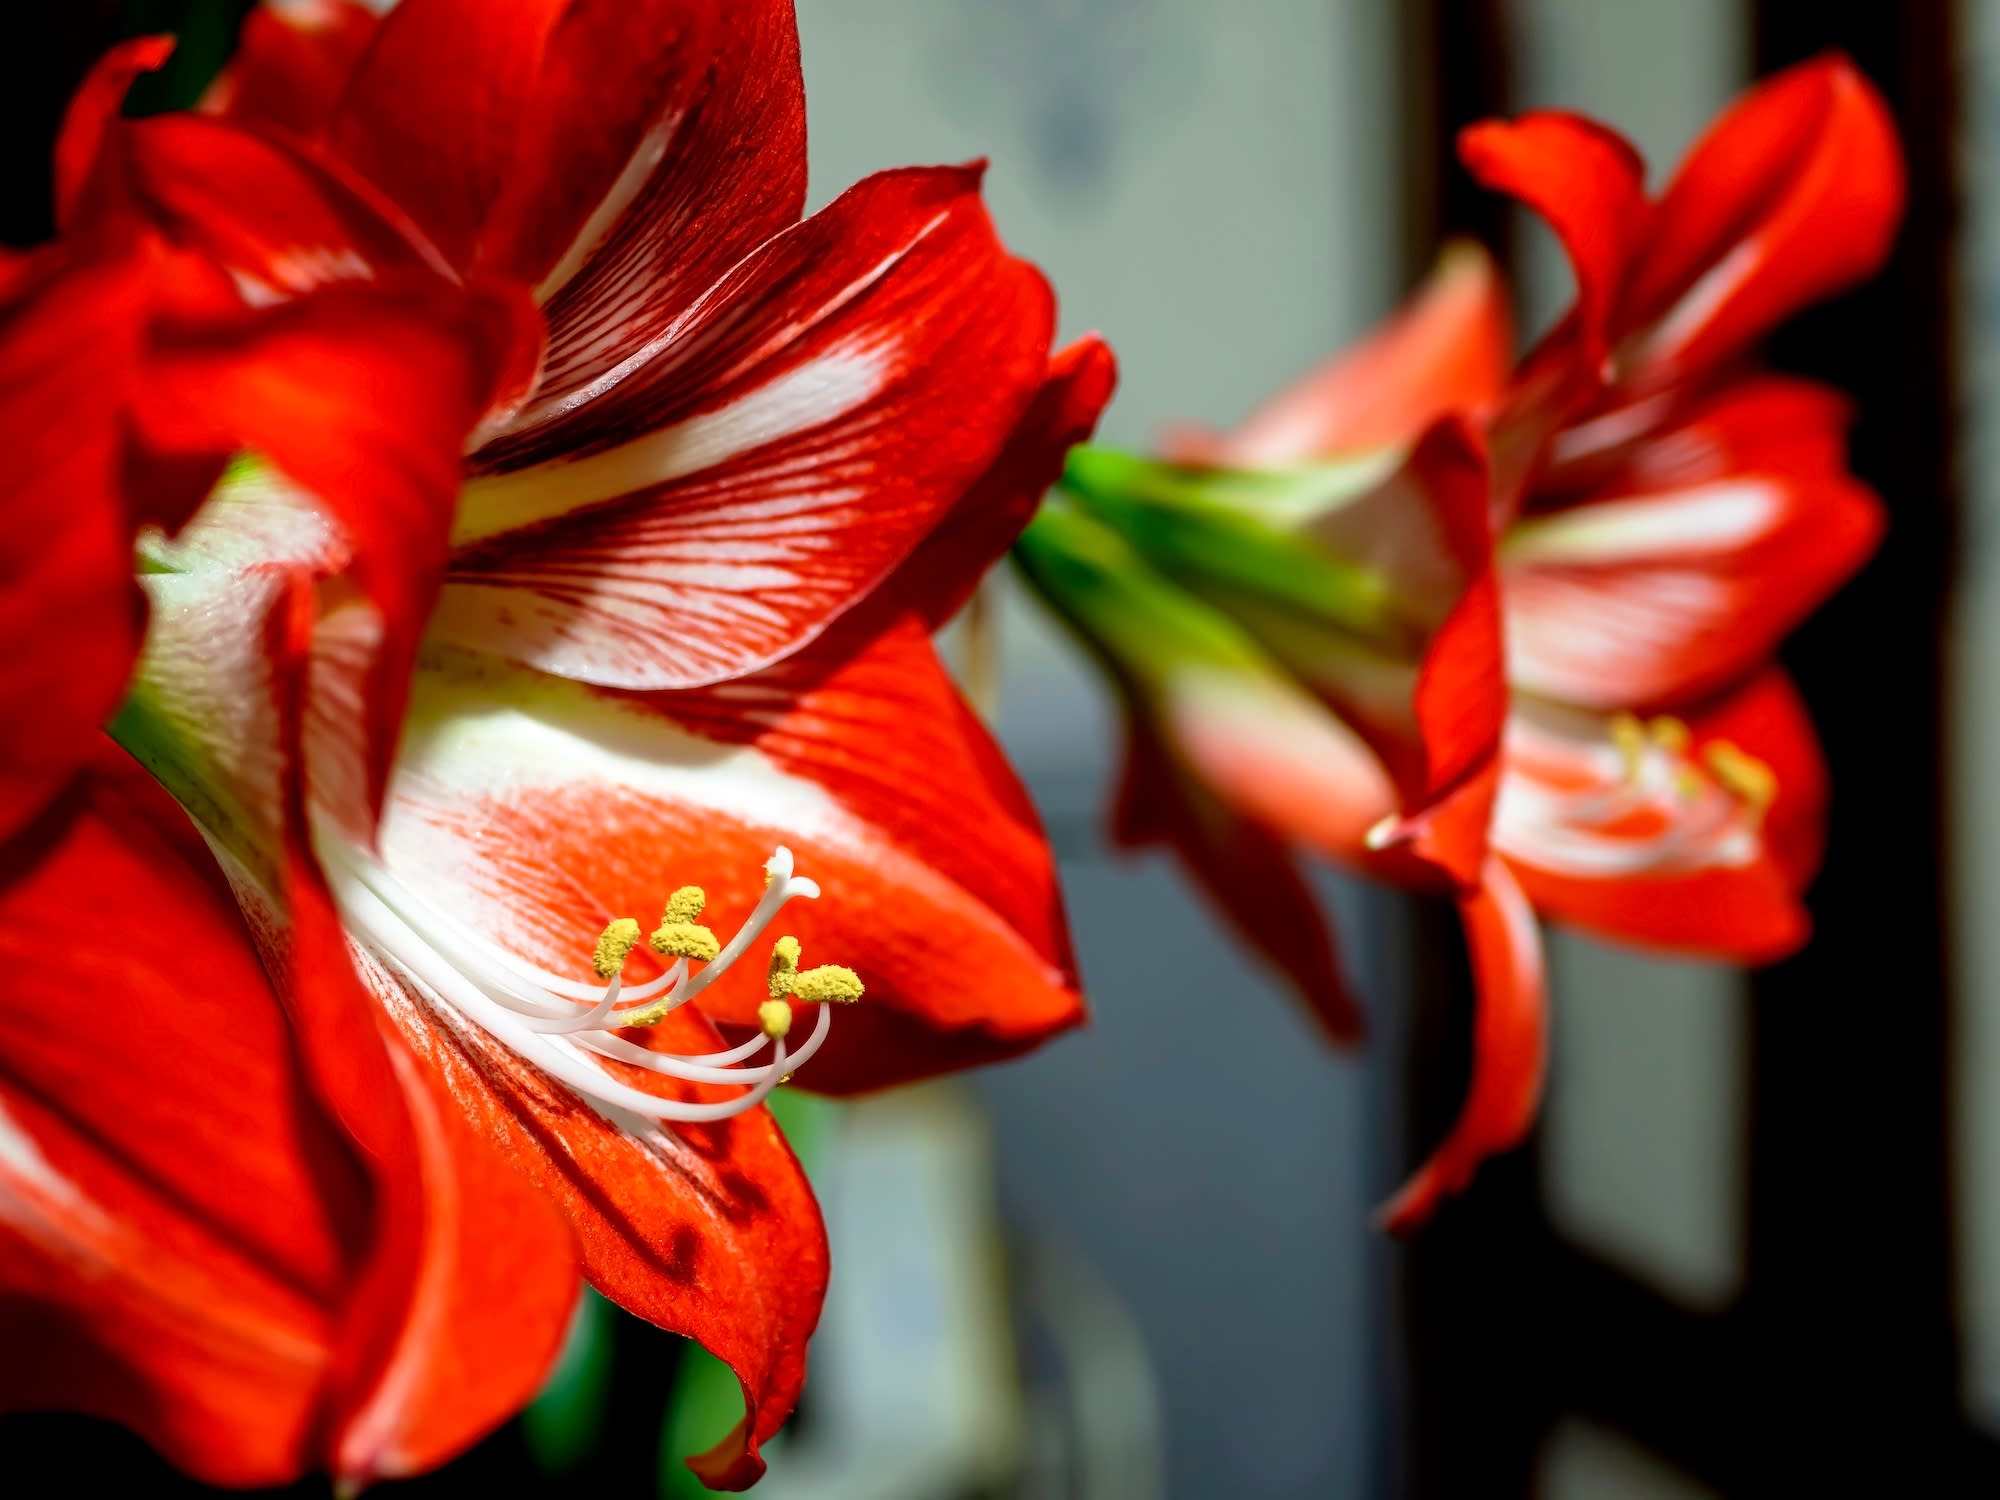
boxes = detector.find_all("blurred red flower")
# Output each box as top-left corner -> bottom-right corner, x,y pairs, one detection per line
1024,55 -> 1900,1229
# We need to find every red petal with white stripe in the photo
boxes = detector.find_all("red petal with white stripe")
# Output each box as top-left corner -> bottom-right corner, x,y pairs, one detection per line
1504,380 -> 1883,711
436,164 -> 1055,690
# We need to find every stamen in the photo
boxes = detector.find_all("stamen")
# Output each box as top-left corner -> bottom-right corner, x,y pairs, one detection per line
650,884 -> 720,961
323,843 -> 855,1124
1703,740 -> 1777,813
1649,716 -> 1691,755
1610,712 -> 1647,783
768,934 -> 801,998
592,918 -> 642,979
790,965 -> 864,1003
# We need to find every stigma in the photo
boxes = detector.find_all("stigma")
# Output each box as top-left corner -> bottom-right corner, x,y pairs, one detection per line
327,845 -> 860,1124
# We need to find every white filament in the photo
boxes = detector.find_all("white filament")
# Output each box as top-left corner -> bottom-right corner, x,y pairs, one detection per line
322,843 -> 834,1123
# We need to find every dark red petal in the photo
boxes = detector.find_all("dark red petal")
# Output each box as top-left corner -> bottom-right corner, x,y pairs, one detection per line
203,0 -> 382,138
1196,243 -> 1513,464
1620,54 -> 1904,377
1459,111 -> 1649,368
0,243 -> 151,842
137,276 -> 536,830
0,745 -> 359,1485
492,0 -> 805,393
109,112 -> 452,293
330,0 -> 805,306
53,35 -> 175,229
1112,726 -> 1364,1043
875,334 -> 1118,633
440,165 -> 1056,691
1702,668 -> 1828,892
325,0 -> 563,272
1378,858 -> 1546,1232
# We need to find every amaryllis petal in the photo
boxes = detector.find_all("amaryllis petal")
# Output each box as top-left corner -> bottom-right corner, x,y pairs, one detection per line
1504,384 -> 1883,710
1113,727 -> 1364,1042
0,244 -> 149,842
877,335 -> 1119,633
203,0 -> 382,139
437,165 -> 1054,690
1619,54 -> 1904,379
82,84 -> 450,298
1378,857 -> 1545,1233
1697,667 -> 1828,891
323,0 -> 564,274
1015,500 -> 1408,1027
1458,110 -> 1648,368
0,748 -> 361,1487
54,34 -> 176,230
1194,243 -> 1513,464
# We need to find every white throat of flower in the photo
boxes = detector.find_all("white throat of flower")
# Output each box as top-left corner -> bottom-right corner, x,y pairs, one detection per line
1493,712 -> 1777,878
323,845 -> 860,1123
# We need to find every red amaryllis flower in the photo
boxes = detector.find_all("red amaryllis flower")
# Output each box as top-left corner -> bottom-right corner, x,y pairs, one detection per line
1020,54 -> 1898,1229
15,0 -> 1111,1489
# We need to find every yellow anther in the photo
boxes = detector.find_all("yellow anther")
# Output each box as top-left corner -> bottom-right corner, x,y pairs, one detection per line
758,999 -> 794,1039
1650,716 -> 1691,755
650,921 -> 720,962
661,886 -> 706,925
1703,740 -> 1778,812
1610,712 -> 1647,782
612,999 -> 672,1029
592,918 -> 642,980
768,935 -> 802,999
791,965 -> 864,1004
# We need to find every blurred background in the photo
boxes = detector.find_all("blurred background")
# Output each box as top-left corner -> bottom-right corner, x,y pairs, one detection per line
0,1 -> 1988,1495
